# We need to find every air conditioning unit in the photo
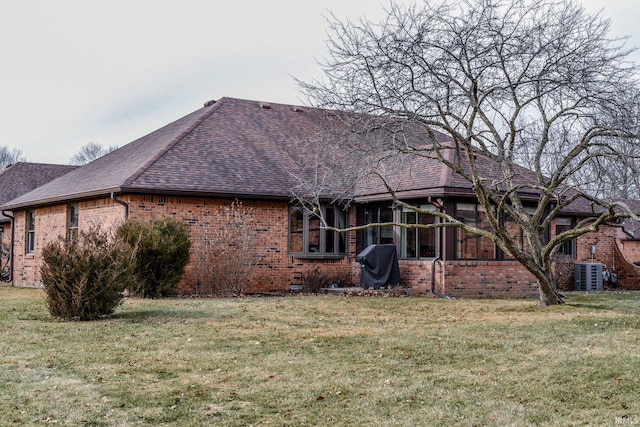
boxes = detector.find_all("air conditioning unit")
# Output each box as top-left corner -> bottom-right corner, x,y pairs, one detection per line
574,263 -> 603,291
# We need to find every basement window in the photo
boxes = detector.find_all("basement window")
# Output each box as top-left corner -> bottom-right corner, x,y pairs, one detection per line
289,205 -> 347,259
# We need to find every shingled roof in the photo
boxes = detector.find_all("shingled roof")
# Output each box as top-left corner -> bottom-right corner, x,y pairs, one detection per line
1,98 -> 336,209
0,162 -> 78,221
0,97 -> 598,216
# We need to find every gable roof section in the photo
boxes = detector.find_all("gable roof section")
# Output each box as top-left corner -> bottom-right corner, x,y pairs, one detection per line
0,162 -> 78,221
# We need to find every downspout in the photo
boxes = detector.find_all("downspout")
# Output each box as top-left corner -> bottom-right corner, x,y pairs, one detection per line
428,197 -> 453,299
1,210 -> 14,283
111,193 -> 129,221
430,256 -> 453,299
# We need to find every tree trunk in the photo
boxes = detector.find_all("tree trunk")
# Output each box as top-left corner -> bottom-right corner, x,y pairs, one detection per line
537,277 -> 565,306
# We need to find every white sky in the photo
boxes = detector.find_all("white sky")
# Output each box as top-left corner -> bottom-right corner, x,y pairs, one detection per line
0,0 -> 638,164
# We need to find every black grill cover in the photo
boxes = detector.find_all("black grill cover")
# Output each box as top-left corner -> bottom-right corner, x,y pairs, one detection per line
356,244 -> 401,288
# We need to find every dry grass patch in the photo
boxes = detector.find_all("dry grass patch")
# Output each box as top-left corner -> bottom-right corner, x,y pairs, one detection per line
1,286 -> 639,426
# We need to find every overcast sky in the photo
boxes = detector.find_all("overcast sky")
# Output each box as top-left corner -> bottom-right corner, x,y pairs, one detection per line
1,0 -> 638,164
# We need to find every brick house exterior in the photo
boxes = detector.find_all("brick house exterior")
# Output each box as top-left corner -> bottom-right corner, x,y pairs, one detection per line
0,162 -> 78,281
2,97 -> 640,296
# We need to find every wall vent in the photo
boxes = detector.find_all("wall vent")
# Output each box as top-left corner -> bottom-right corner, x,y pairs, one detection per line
574,263 -> 603,291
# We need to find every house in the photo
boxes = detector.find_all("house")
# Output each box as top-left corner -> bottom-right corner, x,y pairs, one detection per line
0,162 -> 78,280
1,97 -> 639,296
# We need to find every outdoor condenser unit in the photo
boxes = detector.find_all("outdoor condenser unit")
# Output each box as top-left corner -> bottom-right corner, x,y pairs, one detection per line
574,263 -> 603,291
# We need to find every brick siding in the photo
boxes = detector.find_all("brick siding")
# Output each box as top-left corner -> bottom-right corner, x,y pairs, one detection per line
10,194 -> 640,297
11,198 -> 127,287
613,240 -> 640,290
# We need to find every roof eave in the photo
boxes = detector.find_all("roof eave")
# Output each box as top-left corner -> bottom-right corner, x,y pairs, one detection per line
0,187 -> 125,211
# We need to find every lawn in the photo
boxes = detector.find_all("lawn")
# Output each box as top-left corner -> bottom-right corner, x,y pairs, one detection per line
1,286 -> 639,426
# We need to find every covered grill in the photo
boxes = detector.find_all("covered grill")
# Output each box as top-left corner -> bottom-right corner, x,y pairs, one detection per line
356,244 -> 401,289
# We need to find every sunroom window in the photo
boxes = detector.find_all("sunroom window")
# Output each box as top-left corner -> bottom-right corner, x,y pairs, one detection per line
361,205 -> 394,248
455,203 -> 496,260
400,205 -> 437,259
503,207 -> 536,259
289,205 -> 347,258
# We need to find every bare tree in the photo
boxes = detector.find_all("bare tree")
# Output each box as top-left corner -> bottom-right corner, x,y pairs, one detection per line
297,0 -> 640,305
193,200 -> 265,295
70,142 -> 118,165
0,146 -> 26,170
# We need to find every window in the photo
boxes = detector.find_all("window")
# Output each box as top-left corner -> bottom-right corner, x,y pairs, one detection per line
455,203 -> 496,260
555,217 -> 575,258
26,210 -> 35,254
68,204 -> 79,241
289,205 -> 347,257
400,206 -> 437,259
361,205 -> 394,248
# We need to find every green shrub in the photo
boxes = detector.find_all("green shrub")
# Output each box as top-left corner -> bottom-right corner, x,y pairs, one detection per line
117,217 -> 191,298
40,227 -> 135,321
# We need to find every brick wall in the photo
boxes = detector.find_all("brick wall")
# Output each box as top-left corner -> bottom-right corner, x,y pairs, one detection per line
126,195 -> 355,294
398,259 -> 436,295
618,240 -> 640,264
575,225 -> 617,271
12,198 -> 126,287
442,260 -> 539,298
13,193 -> 636,298
613,240 -> 640,290
9,194 -> 358,293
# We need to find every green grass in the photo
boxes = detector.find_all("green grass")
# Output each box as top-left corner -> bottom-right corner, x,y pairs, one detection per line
1,286 -> 639,426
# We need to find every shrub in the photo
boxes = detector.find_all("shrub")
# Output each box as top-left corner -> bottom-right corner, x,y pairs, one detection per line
117,217 -> 191,298
40,227 -> 135,321
193,200 -> 264,295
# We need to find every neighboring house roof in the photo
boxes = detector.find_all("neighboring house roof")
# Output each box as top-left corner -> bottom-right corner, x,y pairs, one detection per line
0,162 -> 78,222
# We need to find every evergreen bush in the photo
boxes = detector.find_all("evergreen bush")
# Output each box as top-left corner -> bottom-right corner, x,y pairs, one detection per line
117,217 -> 191,297
40,227 -> 135,321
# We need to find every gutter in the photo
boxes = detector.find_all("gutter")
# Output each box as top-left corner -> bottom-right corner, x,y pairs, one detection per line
1,210 -> 14,283
111,193 -> 129,221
